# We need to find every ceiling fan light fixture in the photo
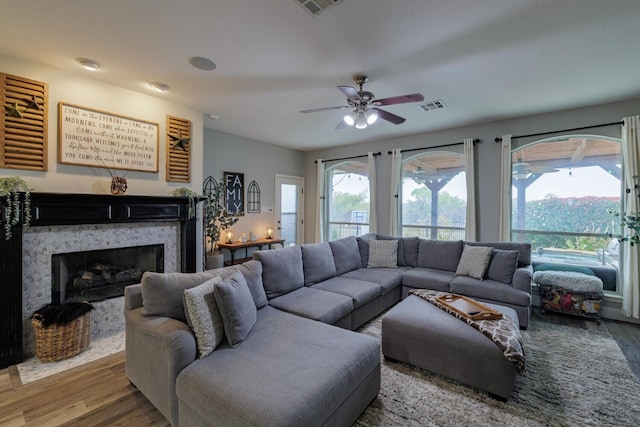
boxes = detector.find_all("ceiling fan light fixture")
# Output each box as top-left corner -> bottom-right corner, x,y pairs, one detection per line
365,109 -> 378,125
76,57 -> 101,71
355,112 -> 368,129
343,111 -> 357,126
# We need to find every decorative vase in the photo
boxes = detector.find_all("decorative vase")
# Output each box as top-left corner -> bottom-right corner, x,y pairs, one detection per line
206,253 -> 224,270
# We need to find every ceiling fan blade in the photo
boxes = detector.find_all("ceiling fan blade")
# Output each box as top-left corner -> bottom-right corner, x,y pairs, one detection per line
338,85 -> 364,102
335,120 -> 348,130
373,108 -> 406,125
373,93 -> 424,106
300,105 -> 350,114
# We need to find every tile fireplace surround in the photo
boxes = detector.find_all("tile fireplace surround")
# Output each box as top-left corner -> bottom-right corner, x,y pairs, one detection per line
0,193 -> 200,369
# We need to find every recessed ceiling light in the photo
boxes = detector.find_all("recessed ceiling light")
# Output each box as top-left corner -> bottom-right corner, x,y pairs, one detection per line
76,57 -> 102,71
189,56 -> 217,71
148,81 -> 170,93
208,113 -> 219,120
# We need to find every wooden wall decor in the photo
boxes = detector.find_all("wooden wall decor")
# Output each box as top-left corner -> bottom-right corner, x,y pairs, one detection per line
166,115 -> 191,182
1,73 -> 48,171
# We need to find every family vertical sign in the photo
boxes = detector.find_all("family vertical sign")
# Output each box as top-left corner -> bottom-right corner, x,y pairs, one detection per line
225,172 -> 244,215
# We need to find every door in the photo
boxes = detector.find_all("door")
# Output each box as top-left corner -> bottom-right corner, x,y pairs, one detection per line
275,175 -> 304,246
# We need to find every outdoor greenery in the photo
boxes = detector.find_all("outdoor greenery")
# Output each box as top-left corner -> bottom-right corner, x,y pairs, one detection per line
402,186 -> 466,227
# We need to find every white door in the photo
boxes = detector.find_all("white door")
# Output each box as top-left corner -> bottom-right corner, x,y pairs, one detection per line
275,175 -> 304,246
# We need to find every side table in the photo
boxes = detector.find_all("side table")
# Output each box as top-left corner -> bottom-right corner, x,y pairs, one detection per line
217,238 -> 285,265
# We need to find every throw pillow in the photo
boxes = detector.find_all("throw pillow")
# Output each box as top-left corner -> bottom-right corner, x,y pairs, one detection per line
367,239 -> 398,268
213,260 -> 268,308
455,245 -> 493,280
486,249 -> 520,283
140,271 -> 216,321
213,271 -> 257,348
183,276 -> 225,359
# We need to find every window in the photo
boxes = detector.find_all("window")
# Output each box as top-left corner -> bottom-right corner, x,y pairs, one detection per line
510,136 -> 621,291
400,151 -> 467,240
326,161 -> 370,240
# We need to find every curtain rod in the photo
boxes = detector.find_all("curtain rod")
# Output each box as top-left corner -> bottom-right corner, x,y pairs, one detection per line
314,151 -> 381,164
494,120 -> 624,143
386,139 -> 480,155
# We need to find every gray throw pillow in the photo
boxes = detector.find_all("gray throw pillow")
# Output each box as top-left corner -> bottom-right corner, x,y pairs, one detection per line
455,245 -> 493,280
213,271 -> 257,348
212,260 -> 268,308
486,249 -> 519,283
367,239 -> 398,268
183,277 -> 225,358
141,271 -> 216,321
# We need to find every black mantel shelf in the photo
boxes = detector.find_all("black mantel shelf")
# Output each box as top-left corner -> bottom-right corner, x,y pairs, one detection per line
0,192 -> 201,369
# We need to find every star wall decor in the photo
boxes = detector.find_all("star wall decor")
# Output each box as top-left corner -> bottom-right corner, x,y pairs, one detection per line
4,102 -> 24,118
167,129 -> 190,151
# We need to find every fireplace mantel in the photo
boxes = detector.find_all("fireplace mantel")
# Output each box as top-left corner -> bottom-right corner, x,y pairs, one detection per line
0,192 -> 201,369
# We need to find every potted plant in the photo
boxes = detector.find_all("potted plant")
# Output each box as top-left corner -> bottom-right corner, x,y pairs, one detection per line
0,176 -> 33,240
204,180 -> 238,269
172,187 -> 200,219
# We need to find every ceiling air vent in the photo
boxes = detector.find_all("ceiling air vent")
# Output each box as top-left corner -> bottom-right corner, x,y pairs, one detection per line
296,0 -> 345,16
417,100 -> 446,112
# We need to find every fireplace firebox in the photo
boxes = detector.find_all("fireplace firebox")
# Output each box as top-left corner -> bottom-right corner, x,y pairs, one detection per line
52,244 -> 164,304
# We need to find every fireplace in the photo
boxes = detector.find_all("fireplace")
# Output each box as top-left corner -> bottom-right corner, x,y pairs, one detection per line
52,244 -> 164,304
0,192 -> 202,369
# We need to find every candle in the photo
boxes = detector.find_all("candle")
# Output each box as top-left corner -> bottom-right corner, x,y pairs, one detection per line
267,228 -> 273,239
226,231 -> 232,243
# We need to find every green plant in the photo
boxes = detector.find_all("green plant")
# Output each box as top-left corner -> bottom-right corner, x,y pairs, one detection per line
204,181 -> 239,254
0,176 -> 33,240
172,187 -> 199,219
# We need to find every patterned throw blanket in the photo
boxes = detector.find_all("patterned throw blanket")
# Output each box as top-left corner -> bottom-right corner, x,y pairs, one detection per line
410,289 -> 526,373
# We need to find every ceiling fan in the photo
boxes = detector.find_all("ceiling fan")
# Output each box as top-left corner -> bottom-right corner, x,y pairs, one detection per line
300,75 -> 424,130
512,155 -> 559,179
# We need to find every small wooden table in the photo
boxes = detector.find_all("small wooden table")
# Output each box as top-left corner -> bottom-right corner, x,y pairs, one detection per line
217,238 -> 285,266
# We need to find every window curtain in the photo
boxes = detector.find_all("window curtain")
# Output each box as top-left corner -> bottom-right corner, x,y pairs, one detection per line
389,148 -> 402,236
314,159 -> 325,242
621,116 -> 640,319
464,138 -> 477,241
499,135 -> 512,241
368,152 -> 378,234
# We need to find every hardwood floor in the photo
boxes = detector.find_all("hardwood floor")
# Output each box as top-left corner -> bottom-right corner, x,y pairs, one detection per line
2,313 -> 639,426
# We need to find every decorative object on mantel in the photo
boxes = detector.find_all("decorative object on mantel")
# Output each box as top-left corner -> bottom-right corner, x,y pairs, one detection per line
110,175 -> 128,194
58,102 -> 159,173
1,73 -> 48,171
0,176 -> 32,240
166,115 -> 191,183
172,187 -> 200,219
247,180 -> 261,213
31,302 -> 93,363
202,176 -> 239,269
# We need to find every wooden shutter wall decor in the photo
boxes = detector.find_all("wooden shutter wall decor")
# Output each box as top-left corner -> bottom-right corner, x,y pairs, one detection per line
166,115 -> 191,182
1,73 -> 48,171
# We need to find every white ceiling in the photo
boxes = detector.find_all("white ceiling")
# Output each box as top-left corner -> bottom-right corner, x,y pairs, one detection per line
2,0 -> 640,151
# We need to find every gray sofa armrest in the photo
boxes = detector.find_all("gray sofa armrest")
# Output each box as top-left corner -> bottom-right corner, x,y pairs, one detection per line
124,306 -> 196,427
511,266 -> 533,294
124,283 -> 143,310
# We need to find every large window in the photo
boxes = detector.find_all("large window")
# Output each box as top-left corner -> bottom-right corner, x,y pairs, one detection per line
401,151 -> 467,240
326,161 -> 370,240
510,136 -> 621,287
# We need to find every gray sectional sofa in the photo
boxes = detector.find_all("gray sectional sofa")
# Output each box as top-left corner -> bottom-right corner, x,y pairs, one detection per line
124,234 -> 532,426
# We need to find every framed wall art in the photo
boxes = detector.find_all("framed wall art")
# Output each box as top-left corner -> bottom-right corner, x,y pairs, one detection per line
224,171 -> 244,216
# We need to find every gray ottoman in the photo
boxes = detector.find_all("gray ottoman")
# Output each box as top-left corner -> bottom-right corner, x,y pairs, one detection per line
382,295 -> 520,400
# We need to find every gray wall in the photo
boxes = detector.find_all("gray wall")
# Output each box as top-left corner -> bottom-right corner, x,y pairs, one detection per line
203,128 -> 305,243
303,96 -> 640,243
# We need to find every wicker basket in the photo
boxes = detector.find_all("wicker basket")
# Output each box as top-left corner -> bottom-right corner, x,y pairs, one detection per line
32,311 -> 91,362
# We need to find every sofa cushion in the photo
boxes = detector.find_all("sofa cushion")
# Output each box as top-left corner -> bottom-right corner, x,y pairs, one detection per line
356,233 -> 377,268
213,272 -> 257,348
377,235 -> 419,267
301,242 -> 337,286
253,246 -> 304,299
455,245 -> 493,280
311,277 -> 382,309
418,239 -> 464,272
141,271 -> 216,321
329,236 -> 362,275
367,239 -> 398,268
486,249 -> 519,284
449,275 -> 531,307
401,267 -> 455,292
341,267 -> 408,295
268,286 -> 353,325
183,276 -> 225,358
212,260 -> 268,308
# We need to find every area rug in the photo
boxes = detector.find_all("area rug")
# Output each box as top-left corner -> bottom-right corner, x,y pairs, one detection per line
355,316 -> 640,427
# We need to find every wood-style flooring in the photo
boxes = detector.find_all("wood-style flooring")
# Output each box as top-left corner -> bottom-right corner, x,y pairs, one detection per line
1,312 -> 639,426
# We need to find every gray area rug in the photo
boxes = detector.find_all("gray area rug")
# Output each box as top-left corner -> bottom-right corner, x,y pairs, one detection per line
355,316 -> 640,427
